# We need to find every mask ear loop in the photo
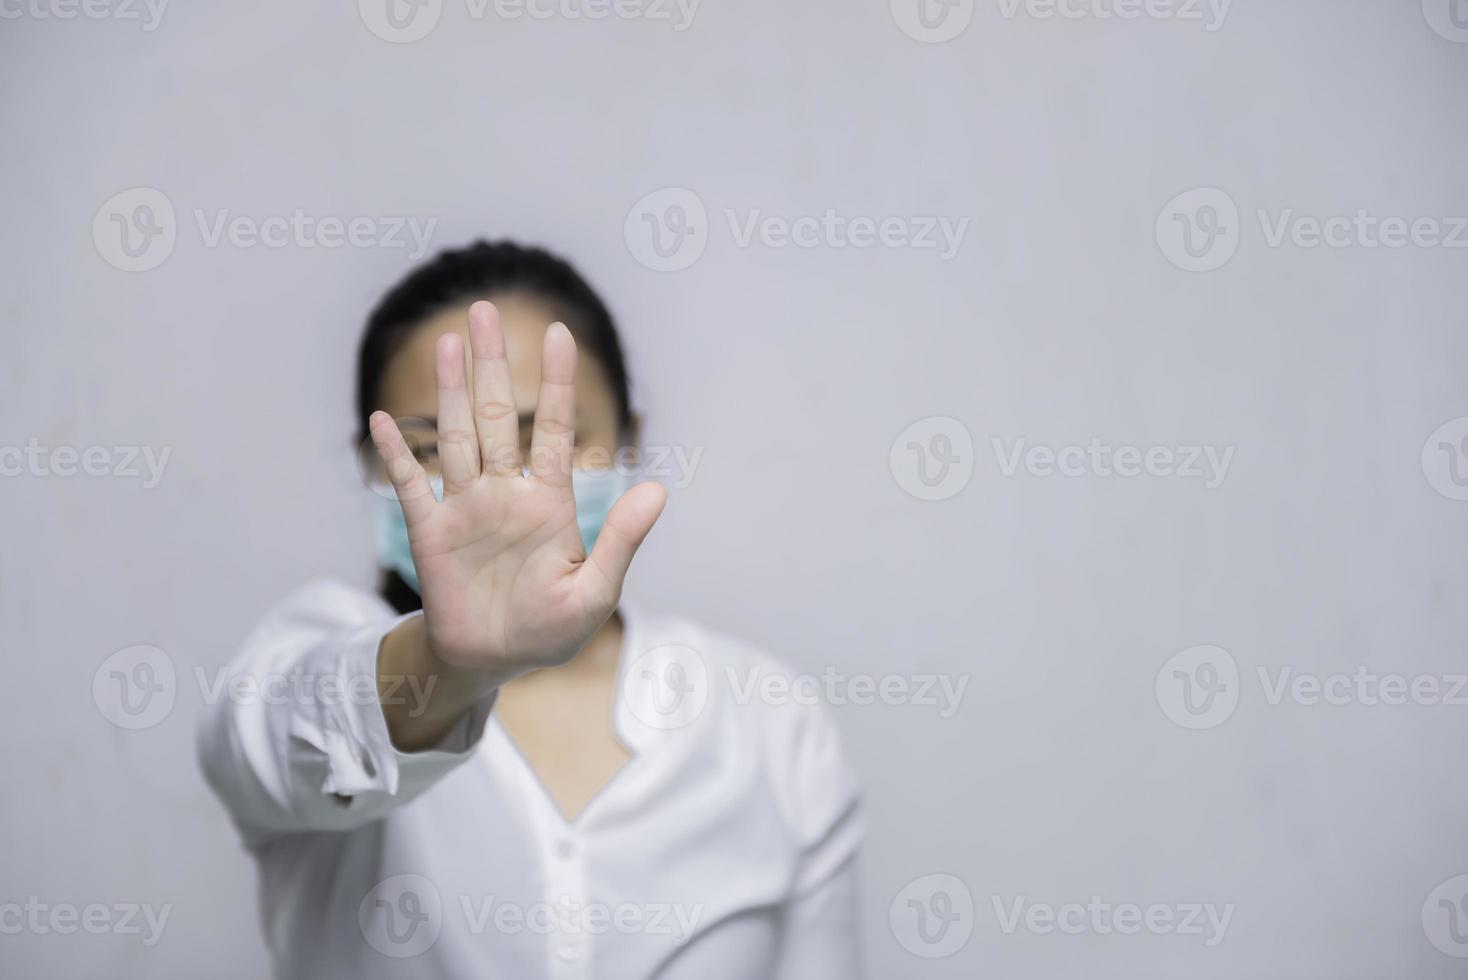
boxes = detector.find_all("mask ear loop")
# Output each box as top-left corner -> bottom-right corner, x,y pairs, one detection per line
614,408 -> 644,479
614,441 -> 641,481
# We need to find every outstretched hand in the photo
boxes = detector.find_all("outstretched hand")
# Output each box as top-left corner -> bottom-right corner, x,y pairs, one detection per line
370,300 -> 667,685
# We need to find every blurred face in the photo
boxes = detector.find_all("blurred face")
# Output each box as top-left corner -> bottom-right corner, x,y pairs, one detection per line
372,292 -> 626,478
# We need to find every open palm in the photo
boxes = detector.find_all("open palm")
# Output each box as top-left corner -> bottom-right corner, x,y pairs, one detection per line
369,300 -> 666,678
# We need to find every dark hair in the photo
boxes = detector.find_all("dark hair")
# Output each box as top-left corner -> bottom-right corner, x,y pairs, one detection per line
355,239 -> 634,444
357,239 -> 635,613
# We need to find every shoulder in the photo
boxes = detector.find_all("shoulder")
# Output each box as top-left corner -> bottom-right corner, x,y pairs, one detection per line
624,609 -> 862,842
259,578 -> 392,628
239,579 -> 395,661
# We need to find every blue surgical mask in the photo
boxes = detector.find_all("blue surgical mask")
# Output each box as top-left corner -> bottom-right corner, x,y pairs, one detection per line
373,475 -> 443,594
569,467 -> 632,557
372,469 -> 631,594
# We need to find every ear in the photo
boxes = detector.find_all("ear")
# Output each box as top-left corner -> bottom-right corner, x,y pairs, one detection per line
622,411 -> 645,462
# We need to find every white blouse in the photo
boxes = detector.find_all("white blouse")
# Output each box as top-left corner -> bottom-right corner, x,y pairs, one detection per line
197,581 -> 864,979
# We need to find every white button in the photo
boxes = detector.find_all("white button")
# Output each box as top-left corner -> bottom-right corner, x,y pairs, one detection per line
557,940 -> 584,962
555,838 -> 575,860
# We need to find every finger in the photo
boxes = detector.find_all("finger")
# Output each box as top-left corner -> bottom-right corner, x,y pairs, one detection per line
467,300 -> 522,476
369,411 -> 437,526
582,481 -> 668,603
528,322 -> 577,489
435,332 -> 481,493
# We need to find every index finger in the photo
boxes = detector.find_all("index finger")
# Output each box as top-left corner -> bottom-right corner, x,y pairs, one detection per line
369,411 -> 438,526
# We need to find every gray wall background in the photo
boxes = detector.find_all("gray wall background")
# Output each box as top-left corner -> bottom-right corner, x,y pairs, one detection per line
4,0 -> 1468,976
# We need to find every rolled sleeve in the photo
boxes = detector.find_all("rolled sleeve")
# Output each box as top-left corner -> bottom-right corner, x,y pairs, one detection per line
198,581 -> 494,844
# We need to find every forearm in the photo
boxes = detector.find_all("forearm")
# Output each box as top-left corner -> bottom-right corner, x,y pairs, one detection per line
198,583 -> 498,842
377,613 -> 505,752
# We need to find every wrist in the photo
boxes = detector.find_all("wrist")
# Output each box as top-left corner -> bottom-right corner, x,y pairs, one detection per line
379,614 -> 500,751
417,618 -> 524,695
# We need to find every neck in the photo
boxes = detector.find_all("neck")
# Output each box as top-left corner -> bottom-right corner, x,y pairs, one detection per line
510,609 -> 624,690
572,609 -> 624,674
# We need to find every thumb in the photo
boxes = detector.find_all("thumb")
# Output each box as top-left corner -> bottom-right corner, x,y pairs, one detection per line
583,481 -> 669,600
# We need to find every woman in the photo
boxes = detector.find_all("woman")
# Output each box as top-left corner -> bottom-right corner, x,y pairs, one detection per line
198,241 -> 863,979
